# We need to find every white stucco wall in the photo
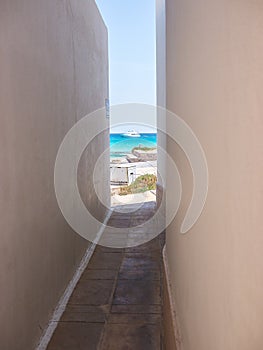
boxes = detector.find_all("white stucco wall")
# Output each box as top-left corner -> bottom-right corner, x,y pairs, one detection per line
156,0 -> 167,208
0,1 -> 109,349
164,0 -> 263,349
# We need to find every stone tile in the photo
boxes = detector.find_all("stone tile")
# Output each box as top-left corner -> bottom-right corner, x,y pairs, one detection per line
124,251 -> 161,259
127,226 -> 146,233
65,305 -> 107,314
100,324 -> 161,350
47,201 -> 164,349
109,215 -> 130,221
88,252 -> 123,270
113,280 -> 161,305
126,236 -> 159,248
120,257 -> 160,272
47,322 -> 103,350
108,313 -> 161,325
111,304 -> 162,314
125,239 -> 161,253
69,280 -> 115,305
81,269 -> 118,281
61,305 -> 106,323
129,221 -> 151,227
127,233 -> 155,242
108,219 -> 131,228
96,245 -> 125,253
98,233 -> 130,249
61,310 -> 105,323
118,268 -> 160,281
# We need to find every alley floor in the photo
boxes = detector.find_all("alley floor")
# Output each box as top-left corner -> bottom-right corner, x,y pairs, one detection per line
47,201 -> 164,350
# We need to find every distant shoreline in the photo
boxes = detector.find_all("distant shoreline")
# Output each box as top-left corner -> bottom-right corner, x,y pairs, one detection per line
110,132 -> 157,134
110,133 -> 157,161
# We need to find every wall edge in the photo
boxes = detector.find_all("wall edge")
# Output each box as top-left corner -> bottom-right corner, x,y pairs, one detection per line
35,209 -> 113,350
163,245 -> 183,350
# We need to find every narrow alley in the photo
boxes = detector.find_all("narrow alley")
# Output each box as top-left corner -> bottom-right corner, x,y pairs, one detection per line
47,202 -> 165,350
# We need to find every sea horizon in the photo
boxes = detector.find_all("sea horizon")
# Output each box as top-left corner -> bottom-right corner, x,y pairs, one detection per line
110,132 -> 157,159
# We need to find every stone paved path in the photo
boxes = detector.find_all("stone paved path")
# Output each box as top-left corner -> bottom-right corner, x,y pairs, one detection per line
47,201 -> 164,350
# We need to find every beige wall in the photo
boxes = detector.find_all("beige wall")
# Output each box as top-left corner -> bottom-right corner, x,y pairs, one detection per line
164,0 -> 263,349
156,0 -> 167,208
0,1 -> 109,349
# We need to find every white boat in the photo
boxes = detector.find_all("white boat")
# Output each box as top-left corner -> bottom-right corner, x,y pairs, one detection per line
122,130 -> 141,138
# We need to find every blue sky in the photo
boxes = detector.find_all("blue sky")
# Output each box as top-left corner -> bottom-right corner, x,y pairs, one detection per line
95,0 -> 156,107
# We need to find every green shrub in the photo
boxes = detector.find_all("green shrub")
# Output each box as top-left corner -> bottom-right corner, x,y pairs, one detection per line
132,146 -> 156,153
119,174 -> 157,196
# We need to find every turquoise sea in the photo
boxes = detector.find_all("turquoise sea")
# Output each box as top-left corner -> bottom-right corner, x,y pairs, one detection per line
110,133 -> 157,160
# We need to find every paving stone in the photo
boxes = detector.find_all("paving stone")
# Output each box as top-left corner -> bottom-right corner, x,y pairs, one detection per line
113,280 -> 161,305
111,304 -> 162,314
108,219 -> 131,228
100,324 -> 161,350
61,309 -> 106,323
118,268 -> 160,281
65,305 -> 107,314
47,323 -> 103,350
130,217 -> 155,225
120,256 -> 160,272
125,239 -> 161,253
60,305 -> 106,323
88,252 -> 123,270
98,232 -> 130,249
69,280 -> 115,305
127,235 -> 157,245
124,251 -> 161,258
108,313 -> 161,325
126,239 -> 155,248
81,269 -> 118,281
47,201 -> 164,349
96,246 -> 125,253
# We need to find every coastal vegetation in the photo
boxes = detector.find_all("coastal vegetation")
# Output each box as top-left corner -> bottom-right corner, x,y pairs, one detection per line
132,146 -> 156,153
119,174 -> 157,195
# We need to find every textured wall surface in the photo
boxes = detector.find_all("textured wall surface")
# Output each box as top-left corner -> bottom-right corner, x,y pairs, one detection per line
165,0 -> 263,349
0,1 -> 109,349
156,0 -> 166,211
